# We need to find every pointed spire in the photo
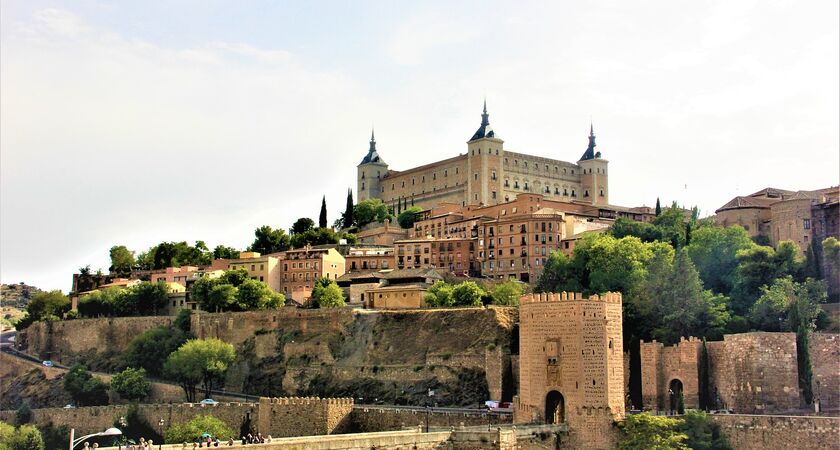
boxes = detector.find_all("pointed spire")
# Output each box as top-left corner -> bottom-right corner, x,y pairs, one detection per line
361,127 -> 385,164
579,121 -> 597,161
481,99 -> 490,126
369,127 -> 376,152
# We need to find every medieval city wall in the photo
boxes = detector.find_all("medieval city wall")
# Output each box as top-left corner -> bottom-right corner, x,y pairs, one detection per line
639,337 -> 702,411
348,407 -> 511,432
21,316 -> 174,362
0,397 -> 353,439
710,414 -> 840,450
810,332 -> 840,410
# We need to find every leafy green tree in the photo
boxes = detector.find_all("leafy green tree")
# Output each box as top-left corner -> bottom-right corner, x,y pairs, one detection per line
290,227 -> 339,248
610,218 -> 661,243
3,425 -> 44,450
14,403 -> 32,426
124,326 -> 190,377
247,226 -> 290,254
616,413 -> 688,450
424,281 -> 454,307
130,281 -> 170,316
77,288 -> 119,317
237,279 -> 283,310
109,245 -> 136,276
731,241 -> 803,315
343,188 -> 355,229
165,338 -> 236,401
24,291 -> 70,322
291,217 -> 315,235
397,206 -> 424,229
586,235 -> 654,296
219,269 -> 249,287
534,250 -> 586,294
208,284 -> 239,313
63,364 -> 109,407
311,279 -> 345,308
35,423 -> 69,450
164,415 -> 234,444
175,309 -> 192,333
319,196 -> 328,228
678,410 -> 731,450
353,199 -> 392,227
686,225 -> 755,296
212,245 -> 239,260
651,206 -> 688,248
749,277 -> 796,331
451,281 -> 486,307
110,367 -> 151,402
140,241 -> 213,270
490,281 -> 525,306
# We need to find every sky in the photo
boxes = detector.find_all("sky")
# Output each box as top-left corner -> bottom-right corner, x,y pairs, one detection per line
1,0 -> 838,292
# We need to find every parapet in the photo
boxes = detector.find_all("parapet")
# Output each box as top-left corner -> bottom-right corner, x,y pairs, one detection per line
519,291 -> 622,305
259,396 -> 354,407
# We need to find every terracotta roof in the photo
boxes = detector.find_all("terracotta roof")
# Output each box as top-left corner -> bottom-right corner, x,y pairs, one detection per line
715,196 -> 776,213
748,187 -> 795,199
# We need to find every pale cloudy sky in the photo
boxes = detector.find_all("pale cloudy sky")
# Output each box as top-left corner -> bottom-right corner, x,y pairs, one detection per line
1,1 -> 838,291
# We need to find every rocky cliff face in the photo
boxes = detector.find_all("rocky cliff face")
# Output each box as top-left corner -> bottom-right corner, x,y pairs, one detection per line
20,307 -> 518,407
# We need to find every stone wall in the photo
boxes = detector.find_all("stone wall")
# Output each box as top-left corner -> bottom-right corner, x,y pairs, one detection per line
20,316 -> 173,363
348,407 -> 511,432
708,333 -> 800,413
810,332 -> 840,410
710,414 -> 840,450
0,397 -> 353,439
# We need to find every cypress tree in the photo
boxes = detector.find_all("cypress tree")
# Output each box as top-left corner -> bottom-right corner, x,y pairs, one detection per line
319,196 -> 328,228
685,221 -> 692,246
343,189 -> 354,229
797,327 -> 814,405
655,197 -> 662,216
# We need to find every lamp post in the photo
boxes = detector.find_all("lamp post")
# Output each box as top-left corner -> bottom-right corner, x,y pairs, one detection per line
157,419 -> 165,450
69,427 -> 122,450
117,418 -> 127,450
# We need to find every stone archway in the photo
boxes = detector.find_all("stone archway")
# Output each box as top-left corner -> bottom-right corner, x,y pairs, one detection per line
545,390 -> 565,424
669,379 -> 684,414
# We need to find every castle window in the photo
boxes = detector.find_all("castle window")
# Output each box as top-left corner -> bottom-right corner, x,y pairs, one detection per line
433,173 -> 436,180
412,178 -> 415,185
571,190 -> 576,197
474,193 -> 478,200
505,195 -> 509,202
492,191 -> 497,199
362,182 -> 365,190
401,181 -> 405,188
584,190 -> 589,197
600,190 -> 604,197
555,166 -> 558,173
564,168 -> 567,174
524,161 -> 528,168
496,149 -> 499,155
555,187 -> 560,194
422,175 -> 425,182
491,170 -> 496,180
514,160 -> 518,166
524,182 -> 529,191
381,186 -> 384,193
571,170 -> 575,174
504,158 -> 508,164
392,183 -> 395,190
504,179 -> 509,187
455,167 -> 459,174
514,181 -> 520,189
804,219 -> 811,229
545,164 -> 549,171
361,173 -> 365,179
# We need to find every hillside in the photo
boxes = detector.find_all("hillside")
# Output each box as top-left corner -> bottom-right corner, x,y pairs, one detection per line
1,283 -> 43,308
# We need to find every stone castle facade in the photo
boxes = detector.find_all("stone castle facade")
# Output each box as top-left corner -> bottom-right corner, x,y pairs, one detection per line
357,102 -> 609,212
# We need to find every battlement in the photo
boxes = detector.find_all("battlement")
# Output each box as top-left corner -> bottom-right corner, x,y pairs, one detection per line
260,396 -> 354,406
519,291 -> 622,305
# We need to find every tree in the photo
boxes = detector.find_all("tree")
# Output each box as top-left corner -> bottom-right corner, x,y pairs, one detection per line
311,279 -> 345,308
164,415 -> 234,444
63,364 -> 109,407
534,250 -> 585,294
25,291 -> 70,322
655,198 -> 662,216
247,226 -> 290,254
678,410 -> 731,450
397,206 -> 424,229
164,338 -> 236,401
319,196 -> 328,228
236,279 -> 283,310
109,245 -> 136,276
2,425 -> 44,450
451,281 -> 486,307
686,225 -> 754,296
291,217 -> 315,235
490,281 -> 525,306
343,189 -> 355,229
731,242 -> 802,315
208,284 -> 239,313
353,199 -> 391,227
651,206 -> 688,248
77,288 -> 120,317
616,413 -> 688,450
14,403 -> 32,426
424,281 -> 454,307
749,277 -> 796,331
290,227 -> 339,248
212,245 -> 239,260
124,326 -> 189,377
110,367 -> 151,402
130,281 -> 170,316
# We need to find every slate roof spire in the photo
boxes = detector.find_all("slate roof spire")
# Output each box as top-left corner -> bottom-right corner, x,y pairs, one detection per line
579,122 -> 598,161
470,99 -> 495,141
360,127 -> 385,164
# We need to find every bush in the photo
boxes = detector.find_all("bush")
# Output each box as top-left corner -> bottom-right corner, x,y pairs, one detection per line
111,367 -> 151,402
164,415 -> 234,444
311,279 -> 345,308
490,281 -> 525,306
451,281 -> 486,307
616,412 -> 688,450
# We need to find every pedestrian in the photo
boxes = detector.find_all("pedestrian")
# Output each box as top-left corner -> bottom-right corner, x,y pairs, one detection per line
227,438 -> 234,447
240,436 -> 246,446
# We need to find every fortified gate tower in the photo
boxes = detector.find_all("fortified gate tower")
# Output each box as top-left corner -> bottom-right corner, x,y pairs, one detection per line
515,291 -> 625,449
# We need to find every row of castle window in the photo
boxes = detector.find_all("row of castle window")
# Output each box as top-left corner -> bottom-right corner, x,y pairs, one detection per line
471,148 -> 500,156
504,159 -> 577,175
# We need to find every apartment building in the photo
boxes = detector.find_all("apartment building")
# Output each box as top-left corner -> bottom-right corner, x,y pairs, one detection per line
279,247 -> 345,303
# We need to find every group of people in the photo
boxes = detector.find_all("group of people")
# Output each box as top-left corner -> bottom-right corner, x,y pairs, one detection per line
180,433 -> 271,449
114,437 -> 154,450
240,433 -> 270,445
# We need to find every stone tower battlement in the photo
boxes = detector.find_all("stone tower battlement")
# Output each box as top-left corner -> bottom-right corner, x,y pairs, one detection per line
519,291 -> 622,304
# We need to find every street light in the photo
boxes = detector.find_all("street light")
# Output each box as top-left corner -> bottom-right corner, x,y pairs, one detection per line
117,418 -> 127,450
69,427 -> 122,450
157,419 -> 165,450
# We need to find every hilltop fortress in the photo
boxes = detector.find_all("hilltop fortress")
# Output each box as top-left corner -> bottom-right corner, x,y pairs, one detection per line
358,102 -> 609,211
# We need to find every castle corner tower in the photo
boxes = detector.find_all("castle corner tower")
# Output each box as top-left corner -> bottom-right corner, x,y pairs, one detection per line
577,123 -> 609,206
357,129 -> 389,202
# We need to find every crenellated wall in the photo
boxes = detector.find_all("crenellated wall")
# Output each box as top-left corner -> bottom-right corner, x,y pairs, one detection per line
640,337 -> 702,411
710,414 -> 840,450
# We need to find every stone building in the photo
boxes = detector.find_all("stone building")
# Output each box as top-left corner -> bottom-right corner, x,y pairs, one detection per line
515,291 -> 624,449
278,247 -> 345,303
640,337 -> 702,412
344,246 -> 394,272
357,102 -> 610,211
